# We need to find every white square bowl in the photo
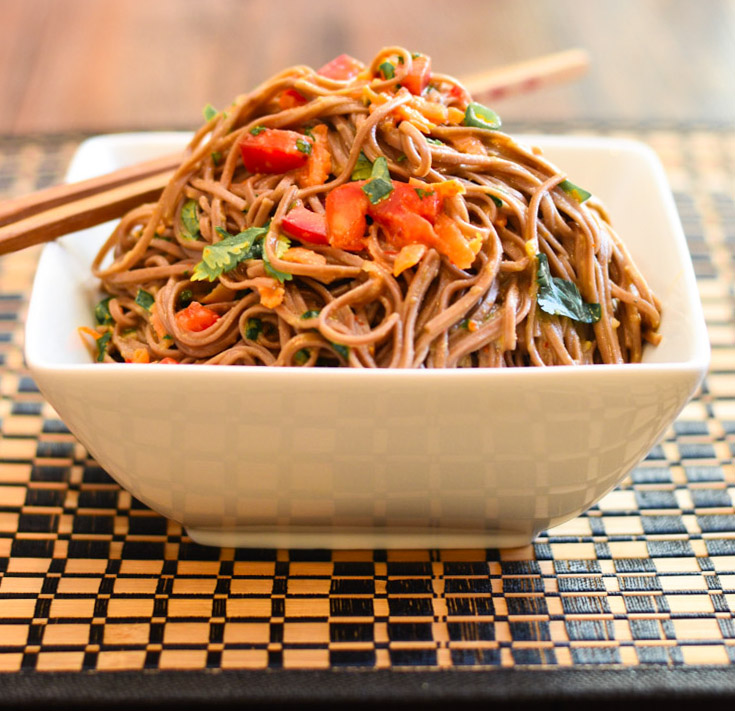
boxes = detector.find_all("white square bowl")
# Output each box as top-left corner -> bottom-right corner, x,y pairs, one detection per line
25,133 -> 709,549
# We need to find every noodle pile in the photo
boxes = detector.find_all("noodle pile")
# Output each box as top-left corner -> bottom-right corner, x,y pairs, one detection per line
87,47 -> 661,368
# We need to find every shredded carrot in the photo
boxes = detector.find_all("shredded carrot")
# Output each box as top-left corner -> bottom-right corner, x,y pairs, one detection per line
393,244 -> 427,277
296,124 -> 332,188
258,282 -> 285,309
450,135 -> 487,155
150,304 -> 168,340
78,326 -> 102,341
434,213 -> 477,270
281,247 -> 327,266
131,348 -> 150,364
447,107 -> 465,125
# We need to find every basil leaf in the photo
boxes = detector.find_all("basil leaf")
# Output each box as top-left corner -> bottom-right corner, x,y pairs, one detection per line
191,226 -> 268,282
94,297 -> 113,326
180,199 -> 201,241
536,253 -> 601,324
463,102 -> 502,130
96,331 -> 111,362
245,317 -> 262,341
262,234 -> 293,283
296,138 -> 312,155
203,103 -> 218,121
135,289 -> 155,311
361,156 -> 393,205
559,179 -> 592,203
351,152 -> 373,180
379,61 -> 395,79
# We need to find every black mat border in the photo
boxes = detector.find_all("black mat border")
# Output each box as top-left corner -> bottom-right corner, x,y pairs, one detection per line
1,667 -> 735,710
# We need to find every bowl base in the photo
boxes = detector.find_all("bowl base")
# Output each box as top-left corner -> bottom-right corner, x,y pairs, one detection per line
185,526 -> 534,550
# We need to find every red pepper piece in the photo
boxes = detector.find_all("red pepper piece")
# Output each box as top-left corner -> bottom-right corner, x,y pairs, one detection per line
239,128 -> 312,174
281,206 -> 329,245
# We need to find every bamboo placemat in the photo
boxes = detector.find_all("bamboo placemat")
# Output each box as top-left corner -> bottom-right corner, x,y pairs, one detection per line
0,124 -> 734,706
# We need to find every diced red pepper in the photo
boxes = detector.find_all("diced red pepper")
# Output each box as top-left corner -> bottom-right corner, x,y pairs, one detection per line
239,128 -> 312,174
278,88 -> 307,111
281,206 -> 329,245
158,357 -> 179,364
325,181 -> 371,251
175,302 -> 220,332
317,54 -> 364,80
402,54 -> 431,96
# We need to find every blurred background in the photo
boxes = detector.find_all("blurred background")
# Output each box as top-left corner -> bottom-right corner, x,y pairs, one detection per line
1,0 -> 733,134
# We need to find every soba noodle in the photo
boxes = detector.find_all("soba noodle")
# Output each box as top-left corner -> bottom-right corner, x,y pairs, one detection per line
86,48 -> 661,368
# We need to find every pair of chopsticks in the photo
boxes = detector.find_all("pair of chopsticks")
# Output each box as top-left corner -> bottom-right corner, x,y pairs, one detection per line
0,48 -> 588,257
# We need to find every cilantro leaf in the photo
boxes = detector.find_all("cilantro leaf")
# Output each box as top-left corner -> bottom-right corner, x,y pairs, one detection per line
135,289 -> 155,311
178,288 -> 193,308
294,348 -> 311,365
96,331 -> 111,362
211,151 -> 222,165
361,156 -> 393,205
559,179 -> 592,203
245,317 -> 262,341
301,310 -> 321,320
191,226 -> 268,282
180,199 -> 201,241
262,234 -> 293,283
94,297 -> 113,325
463,102 -> 502,130
415,188 -> 434,200
490,195 -> 503,208
331,342 -> 349,359
379,61 -> 395,79
203,103 -> 218,121
536,253 -> 601,324
296,138 -> 312,155
351,152 -> 373,180
426,137 -> 444,146
250,125 -> 266,135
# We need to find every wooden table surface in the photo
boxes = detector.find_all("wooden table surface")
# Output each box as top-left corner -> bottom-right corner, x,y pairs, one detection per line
1,0 -> 733,135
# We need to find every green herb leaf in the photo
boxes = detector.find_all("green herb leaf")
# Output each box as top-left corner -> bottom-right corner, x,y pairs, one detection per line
294,348 -> 311,365
426,137 -> 444,146
536,253 -> 601,324
94,297 -> 113,326
135,289 -> 155,311
96,331 -> 111,362
245,317 -> 262,341
490,195 -> 503,208
303,127 -> 315,139
331,342 -> 349,359
296,138 -> 312,155
203,103 -> 218,121
250,125 -> 266,135
558,179 -> 592,203
191,226 -> 268,282
180,199 -> 201,241
415,188 -> 434,200
361,156 -> 393,205
463,102 -> 502,130
351,152 -> 373,180
178,288 -> 193,308
301,310 -> 321,320
379,61 -> 395,79
262,234 -> 293,283
211,151 -> 222,165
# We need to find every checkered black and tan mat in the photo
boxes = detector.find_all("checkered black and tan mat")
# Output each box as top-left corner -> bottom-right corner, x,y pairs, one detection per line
0,124 -> 733,706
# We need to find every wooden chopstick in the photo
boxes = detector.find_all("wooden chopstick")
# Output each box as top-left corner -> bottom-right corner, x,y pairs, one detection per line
0,48 -> 589,257
461,48 -> 589,101
0,169 -> 175,255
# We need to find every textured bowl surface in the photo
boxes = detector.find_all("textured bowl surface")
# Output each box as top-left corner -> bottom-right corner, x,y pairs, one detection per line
25,133 -> 710,548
